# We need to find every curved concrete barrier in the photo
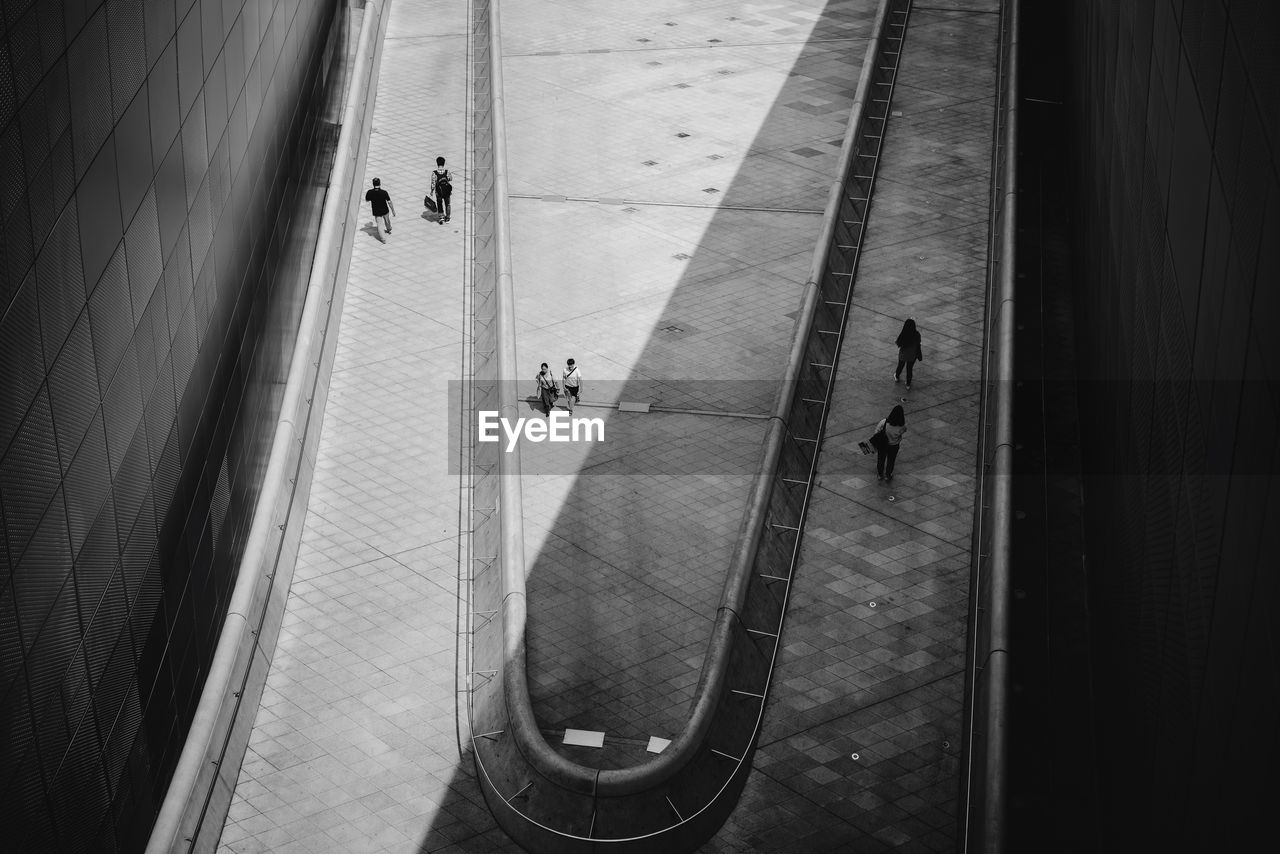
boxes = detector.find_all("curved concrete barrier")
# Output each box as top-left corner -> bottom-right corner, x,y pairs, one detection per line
467,0 -> 905,847
959,0 -> 1019,851
145,3 -> 392,851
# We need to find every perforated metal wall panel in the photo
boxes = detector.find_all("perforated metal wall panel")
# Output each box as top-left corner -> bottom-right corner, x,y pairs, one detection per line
0,0 -> 346,849
1066,0 -> 1280,849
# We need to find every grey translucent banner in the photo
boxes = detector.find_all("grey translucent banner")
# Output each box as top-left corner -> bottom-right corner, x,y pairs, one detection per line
450,379 -> 1255,476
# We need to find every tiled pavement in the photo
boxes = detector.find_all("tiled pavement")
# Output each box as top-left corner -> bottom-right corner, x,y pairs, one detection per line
502,0 -> 879,771
217,0 -> 999,852
705,5 -> 999,851
218,4 -> 516,853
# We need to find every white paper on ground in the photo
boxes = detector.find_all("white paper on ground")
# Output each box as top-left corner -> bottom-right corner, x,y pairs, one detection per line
563,728 -> 605,748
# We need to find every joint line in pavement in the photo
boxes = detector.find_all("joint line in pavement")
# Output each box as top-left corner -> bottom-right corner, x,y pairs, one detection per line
573,400 -> 772,420
508,193 -> 823,215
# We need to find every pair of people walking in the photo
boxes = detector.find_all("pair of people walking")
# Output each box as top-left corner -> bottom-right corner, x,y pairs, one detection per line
857,317 -> 922,483
535,359 -> 582,416
363,155 -> 454,240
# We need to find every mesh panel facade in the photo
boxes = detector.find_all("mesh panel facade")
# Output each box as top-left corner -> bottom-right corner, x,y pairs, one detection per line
0,0 -> 344,849
1066,1 -> 1279,849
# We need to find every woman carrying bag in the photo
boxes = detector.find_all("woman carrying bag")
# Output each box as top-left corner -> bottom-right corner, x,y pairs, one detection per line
870,404 -> 907,482
535,363 -> 559,416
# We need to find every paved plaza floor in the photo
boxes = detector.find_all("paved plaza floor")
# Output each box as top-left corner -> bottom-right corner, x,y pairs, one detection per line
501,0 -> 876,770
218,1 -> 999,852
705,5 -> 999,849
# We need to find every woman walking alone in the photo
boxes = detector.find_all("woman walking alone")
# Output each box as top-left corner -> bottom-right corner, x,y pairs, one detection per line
894,317 -> 923,389
874,404 -> 907,482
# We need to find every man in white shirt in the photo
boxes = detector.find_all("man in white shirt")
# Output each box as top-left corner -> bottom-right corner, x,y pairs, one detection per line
562,359 -> 582,414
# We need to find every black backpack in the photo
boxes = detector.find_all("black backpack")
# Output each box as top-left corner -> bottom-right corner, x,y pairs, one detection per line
436,169 -> 452,195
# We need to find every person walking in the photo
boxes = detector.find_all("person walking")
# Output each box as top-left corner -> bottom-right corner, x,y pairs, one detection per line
431,156 -> 453,224
894,317 -> 923,389
535,363 -> 558,416
872,404 -> 907,482
364,177 -> 395,240
561,358 -> 582,414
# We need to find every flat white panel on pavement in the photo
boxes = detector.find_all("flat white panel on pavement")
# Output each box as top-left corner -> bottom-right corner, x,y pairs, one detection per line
562,729 -> 606,749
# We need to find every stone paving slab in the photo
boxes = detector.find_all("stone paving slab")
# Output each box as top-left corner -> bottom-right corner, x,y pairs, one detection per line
501,45 -> 863,210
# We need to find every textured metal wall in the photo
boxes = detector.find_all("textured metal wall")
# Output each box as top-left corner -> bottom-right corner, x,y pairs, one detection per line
1065,1 -> 1279,849
0,0 -> 342,850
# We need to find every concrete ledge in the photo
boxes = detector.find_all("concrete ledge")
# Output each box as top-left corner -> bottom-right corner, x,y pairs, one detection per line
467,0 -> 903,848
958,0 -> 1019,850
144,2 -> 392,851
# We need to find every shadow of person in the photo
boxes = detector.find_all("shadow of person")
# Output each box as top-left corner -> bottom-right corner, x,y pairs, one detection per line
360,222 -> 384,241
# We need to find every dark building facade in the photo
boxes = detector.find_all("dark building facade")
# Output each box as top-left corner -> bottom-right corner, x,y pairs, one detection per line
0,0 -> 344,849
1062,0 -> 1278,850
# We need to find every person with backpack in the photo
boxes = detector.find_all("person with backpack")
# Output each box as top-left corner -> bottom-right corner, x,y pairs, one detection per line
431,156 -> 453,223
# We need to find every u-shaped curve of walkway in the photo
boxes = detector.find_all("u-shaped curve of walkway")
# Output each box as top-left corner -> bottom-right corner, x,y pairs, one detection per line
217,1 -> 999,852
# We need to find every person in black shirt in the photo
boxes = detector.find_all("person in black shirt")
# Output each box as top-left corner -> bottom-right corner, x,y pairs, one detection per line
364,177 -> 395,240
